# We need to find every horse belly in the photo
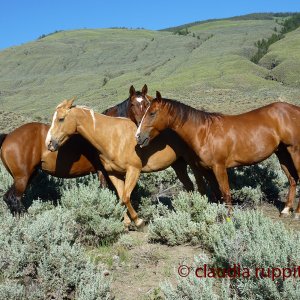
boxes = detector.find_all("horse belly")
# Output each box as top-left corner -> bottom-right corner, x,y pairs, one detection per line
141,148 -> 177,172
41,151 -> 96,178
229,135 -> 279,167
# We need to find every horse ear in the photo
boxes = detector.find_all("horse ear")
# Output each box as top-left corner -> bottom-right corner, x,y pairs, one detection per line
66,96 -> 76,108
129,85 -> 136,97
142,84 -> 148,96
156,91 -> 162,102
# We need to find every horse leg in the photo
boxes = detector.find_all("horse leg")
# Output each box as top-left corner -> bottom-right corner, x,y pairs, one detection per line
200,167 -> 222,201
107,174 -> 131,229
98,171 -> 108,188
212,164 -> 232,212
275,149 -> 298,216
171,159 -> 194,192
3,177 -> 28,215
188,164 -> 208,195
285,146 -> 300,219
123,167 -> 144,228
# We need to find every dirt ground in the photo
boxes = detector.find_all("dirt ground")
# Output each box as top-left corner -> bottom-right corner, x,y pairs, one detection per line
89,228 -> 201,300
259,201 -> 300,231
91,201 -> 300,300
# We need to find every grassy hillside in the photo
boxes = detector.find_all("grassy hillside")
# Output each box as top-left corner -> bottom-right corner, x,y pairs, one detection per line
0,15 -> 300,122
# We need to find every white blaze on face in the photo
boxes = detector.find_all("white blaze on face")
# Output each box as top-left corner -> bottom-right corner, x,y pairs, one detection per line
136,97 -> 144,111
45,111 -> 57,148
135,106 -> 149,138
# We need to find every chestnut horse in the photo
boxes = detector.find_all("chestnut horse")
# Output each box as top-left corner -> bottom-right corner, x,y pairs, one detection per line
46,98 -> 206,227
0,123 -> 104,214
0,86 -> 152,214
136,91 -> 300,218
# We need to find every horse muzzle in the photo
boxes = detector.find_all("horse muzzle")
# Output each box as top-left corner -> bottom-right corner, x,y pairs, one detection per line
47,138 -> 59,152
136,133 -> 150,148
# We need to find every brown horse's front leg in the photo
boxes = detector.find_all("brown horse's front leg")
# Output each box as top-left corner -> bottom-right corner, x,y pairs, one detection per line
171,159 -> 194,192
212,164 -> 233,213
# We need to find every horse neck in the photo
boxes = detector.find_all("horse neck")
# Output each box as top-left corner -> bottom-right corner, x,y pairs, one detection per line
116,98 -> 130,118
73,108 -> 107,153
163,104 -> 209,148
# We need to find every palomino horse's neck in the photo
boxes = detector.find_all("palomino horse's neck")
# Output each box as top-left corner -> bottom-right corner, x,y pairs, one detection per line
72,107 -> 107,151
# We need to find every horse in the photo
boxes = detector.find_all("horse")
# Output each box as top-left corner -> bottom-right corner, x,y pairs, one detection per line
136,91 -> 300,218
103,84 -> 152,125
103,84 -> 206,193
46,98 -> 208,228
0,122 -> 105,214
0,86 -> 152,214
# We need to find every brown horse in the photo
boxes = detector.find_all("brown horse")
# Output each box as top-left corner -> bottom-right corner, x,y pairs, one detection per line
0,85 -> 152,214
46,98 -> 207,227
104,84 -> 152,124
136,91 -> 300,218
0,122 -> 104,214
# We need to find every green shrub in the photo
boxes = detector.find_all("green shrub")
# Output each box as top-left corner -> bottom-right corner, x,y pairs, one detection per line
136,168 -> 182,199
207,209 -> 300,299
60,177 -> 125,245
160,254 -> 236,300
0,282 -> 26,300
149,211 -> 200,246
148,192 -> 227,246
232,186 -> 263,207
228,155 -> 287,204
138,196 -> 170,223
158,208 -> 300,299
0,206 -> 111,299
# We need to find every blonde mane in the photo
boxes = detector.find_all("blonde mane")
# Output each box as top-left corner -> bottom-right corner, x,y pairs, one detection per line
76,105 -> 96,131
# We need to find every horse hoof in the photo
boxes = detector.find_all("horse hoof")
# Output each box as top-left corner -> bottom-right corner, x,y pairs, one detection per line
280,212 -> 291,218
280,207 -> 291,218
135,218 -> 145,228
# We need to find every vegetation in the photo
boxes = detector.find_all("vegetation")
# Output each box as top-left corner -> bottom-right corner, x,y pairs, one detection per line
1,12 -> 300,299
160,208 -> 300,299
1,13 -> 300,120
0,164 -> 125,299
251,13 -> 300,63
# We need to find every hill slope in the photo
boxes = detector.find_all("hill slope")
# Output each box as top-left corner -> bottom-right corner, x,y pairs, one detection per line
0,15 -> 300,120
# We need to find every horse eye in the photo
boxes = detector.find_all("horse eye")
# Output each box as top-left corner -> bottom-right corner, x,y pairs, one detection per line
150,111 -> 156,117
58,118 -> 64,122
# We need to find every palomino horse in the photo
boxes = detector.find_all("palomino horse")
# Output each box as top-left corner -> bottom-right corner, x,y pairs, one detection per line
103,84 -> 204,192
0,86 -> 150,214
46,98 -> 207,227
136,91 -> 300,218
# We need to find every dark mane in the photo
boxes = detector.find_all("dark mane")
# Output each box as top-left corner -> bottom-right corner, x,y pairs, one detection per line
102,98 -> 129,117
157,97 -> 222,126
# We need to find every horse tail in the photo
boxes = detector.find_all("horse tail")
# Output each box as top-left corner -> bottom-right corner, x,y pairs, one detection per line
0,134 -> 7,149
